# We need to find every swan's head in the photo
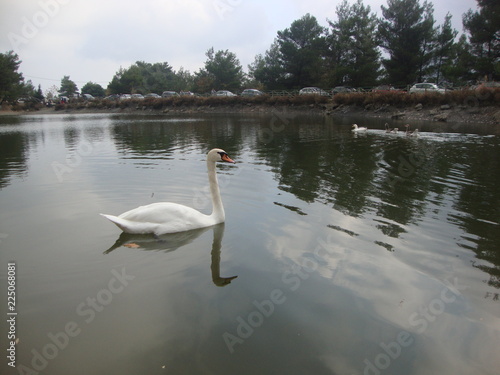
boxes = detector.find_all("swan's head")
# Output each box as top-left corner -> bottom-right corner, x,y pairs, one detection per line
352,124 -> 358,129
208,148 -> 235,164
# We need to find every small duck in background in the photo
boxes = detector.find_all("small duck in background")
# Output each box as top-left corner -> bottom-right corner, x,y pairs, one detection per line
385,123 -> 399,134
405,124 -> 419,137
352,124 -> 367,132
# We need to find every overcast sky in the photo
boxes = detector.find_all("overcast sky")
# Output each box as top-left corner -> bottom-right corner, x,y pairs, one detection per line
0,0 -> 479,93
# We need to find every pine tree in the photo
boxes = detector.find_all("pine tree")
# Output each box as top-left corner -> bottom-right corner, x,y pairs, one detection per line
434,13 -> 458,84
276,14 -> 327,89
327,0 -> 381,87
378,0 -> 436,86
203,48 -> 244,91
463,0 -> 500,80
0,51 -> 24,104
248,40 -> 285,89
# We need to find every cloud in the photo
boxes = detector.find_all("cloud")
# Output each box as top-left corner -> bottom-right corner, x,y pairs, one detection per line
0,0 -> 478,91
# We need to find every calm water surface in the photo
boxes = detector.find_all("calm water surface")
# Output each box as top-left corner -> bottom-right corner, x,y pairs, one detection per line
0,113 -> 499,375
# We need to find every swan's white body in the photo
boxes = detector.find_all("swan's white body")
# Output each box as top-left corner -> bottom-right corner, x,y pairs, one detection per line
100,148 -> 235,235
352,124 -> 367,132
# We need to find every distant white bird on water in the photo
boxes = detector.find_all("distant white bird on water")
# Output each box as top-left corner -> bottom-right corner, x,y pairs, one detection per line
352,124 -> 367,132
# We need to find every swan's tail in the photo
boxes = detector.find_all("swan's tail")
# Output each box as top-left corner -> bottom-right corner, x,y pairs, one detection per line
100,213 -> 158,234
100,214 -> 131,232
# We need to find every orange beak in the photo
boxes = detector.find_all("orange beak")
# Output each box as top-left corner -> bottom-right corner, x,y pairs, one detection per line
221,154 -> 235,163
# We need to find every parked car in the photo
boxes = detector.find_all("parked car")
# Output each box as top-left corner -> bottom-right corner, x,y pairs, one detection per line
162,91 -> 179,97
131,94 -> 144,100
144,93 -> 161,98
299,87 -> 330,96
372,85 -> 396,92
241,89 -> 264,97
180,91 -> 195,96
215,90 -> 236,97
332,86 -> 354,94
104,94 -> 120,100
17,96 -> 42,103
82,93 -> 95,100
409,83 -> 445,94
120,94 -> 132,100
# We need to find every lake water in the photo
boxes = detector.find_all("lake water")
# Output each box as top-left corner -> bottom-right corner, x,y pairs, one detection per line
0,112 -> 499,375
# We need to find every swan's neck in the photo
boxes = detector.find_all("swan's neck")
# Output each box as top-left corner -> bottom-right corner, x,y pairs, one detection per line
207,160 -> 225,223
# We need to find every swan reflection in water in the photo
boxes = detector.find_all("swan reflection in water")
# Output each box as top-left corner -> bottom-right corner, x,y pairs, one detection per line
103,223 -> 237,287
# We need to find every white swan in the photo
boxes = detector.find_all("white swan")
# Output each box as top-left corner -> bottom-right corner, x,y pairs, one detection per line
352,124 -> 367,132
100,148 -> 235,235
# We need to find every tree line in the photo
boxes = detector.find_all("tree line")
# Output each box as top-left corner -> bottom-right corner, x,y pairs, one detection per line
1,0 -> 498,103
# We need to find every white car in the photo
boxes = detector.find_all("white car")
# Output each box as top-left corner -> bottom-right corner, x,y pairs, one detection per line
409,83 -> 445,94
299,87 -> 330,96
215,90 -> 236,97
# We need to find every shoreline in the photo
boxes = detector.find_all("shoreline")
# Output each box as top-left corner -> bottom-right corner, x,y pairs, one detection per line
2,101 -> 499,129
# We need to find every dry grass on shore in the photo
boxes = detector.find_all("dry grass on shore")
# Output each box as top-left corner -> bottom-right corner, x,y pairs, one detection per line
332,88 -> 500,108
6,88 -> 499,113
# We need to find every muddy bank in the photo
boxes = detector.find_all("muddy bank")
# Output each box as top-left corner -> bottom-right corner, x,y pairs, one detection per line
2,101 -> 499,127
326,102 -> 500,125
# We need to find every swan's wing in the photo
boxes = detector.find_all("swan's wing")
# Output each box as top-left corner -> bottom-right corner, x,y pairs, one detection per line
118,202 -> 204,223
102,202 -> 212,234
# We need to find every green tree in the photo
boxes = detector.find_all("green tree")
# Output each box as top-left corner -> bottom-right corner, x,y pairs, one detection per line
276,14 -> 326,89
0,51 -> 24,104
203,48 -> 244,91
192,69 -> 215,93
107,61 -> 177,94
33,84 -> 44,101
59,76 -> 78,97
378,0 -> 436,85
81,82 -> 105,97
171,67 -> 194,92
136,61 -> 175,93
442,34 -> 475,84
433,13 -> 458,84
327,0 -> 381,87
463,0 -> 500,80
248,40 -> 285,89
